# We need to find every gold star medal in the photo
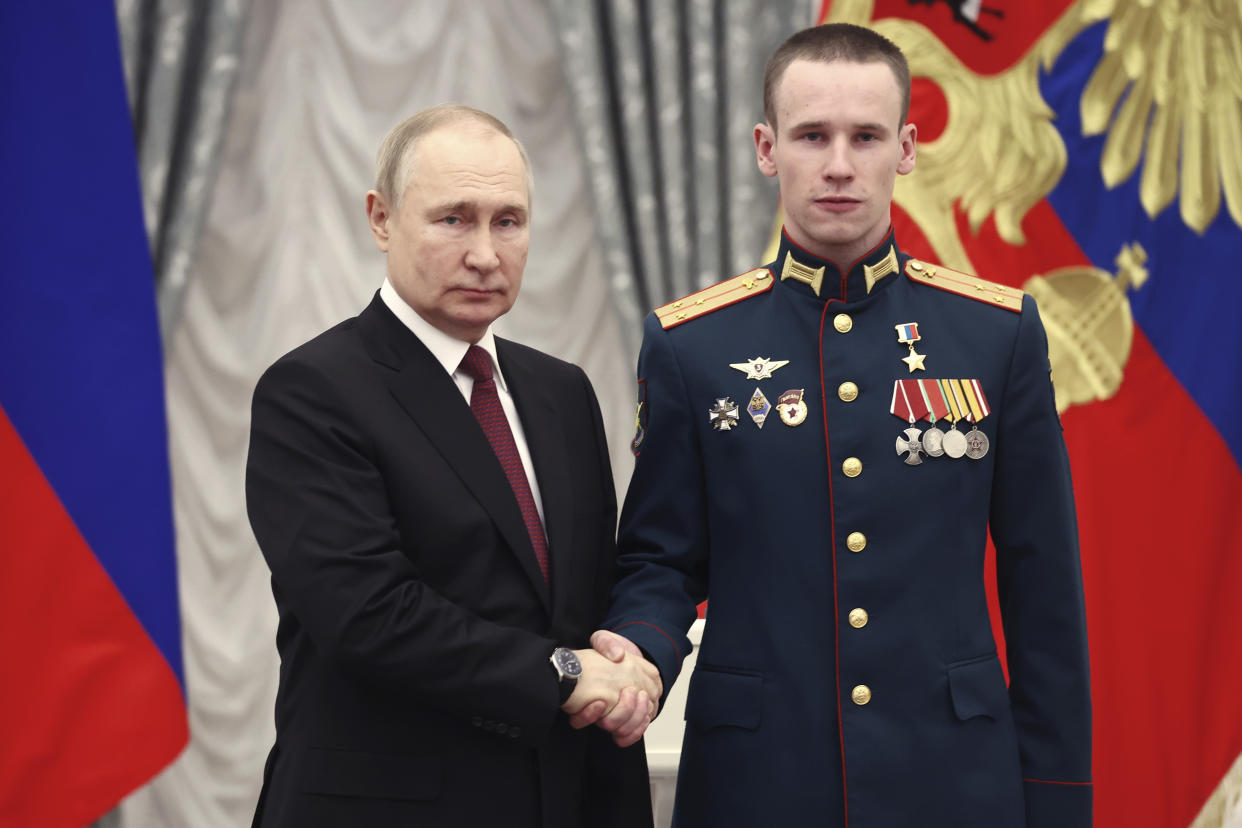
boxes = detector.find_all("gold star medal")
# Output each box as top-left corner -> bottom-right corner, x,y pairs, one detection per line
729,356 -> 790,380
895,322 -> 926,372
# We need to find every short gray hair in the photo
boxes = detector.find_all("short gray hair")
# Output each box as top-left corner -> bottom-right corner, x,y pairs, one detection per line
374,104 -> 534,208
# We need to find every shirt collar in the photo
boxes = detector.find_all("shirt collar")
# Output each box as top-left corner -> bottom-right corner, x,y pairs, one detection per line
379,279 -> 509,392
770,226 -> 904,304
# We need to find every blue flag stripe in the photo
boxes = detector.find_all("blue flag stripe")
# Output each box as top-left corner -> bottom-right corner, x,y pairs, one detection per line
0,5 -> 184,686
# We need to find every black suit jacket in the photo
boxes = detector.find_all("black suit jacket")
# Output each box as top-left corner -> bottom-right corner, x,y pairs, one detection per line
246,295 -> 652,827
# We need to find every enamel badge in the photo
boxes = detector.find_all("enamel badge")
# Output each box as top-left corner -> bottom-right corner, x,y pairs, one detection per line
747,388 -> 772,428
776,389 -> 807,427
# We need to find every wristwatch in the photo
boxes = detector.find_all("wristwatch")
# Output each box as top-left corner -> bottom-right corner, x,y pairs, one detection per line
550,647 -> 582,704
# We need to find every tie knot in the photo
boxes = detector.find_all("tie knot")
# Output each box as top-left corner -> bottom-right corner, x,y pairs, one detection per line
460,344 -> 493,382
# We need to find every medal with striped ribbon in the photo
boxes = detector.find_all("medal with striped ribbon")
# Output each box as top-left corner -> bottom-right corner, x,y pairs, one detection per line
890,379 -> 930,465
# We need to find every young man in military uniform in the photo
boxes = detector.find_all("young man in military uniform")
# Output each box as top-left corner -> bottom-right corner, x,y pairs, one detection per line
591,22 -> 1091,828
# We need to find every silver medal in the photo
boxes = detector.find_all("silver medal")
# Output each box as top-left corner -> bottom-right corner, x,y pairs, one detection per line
964,427 -> 990,460
922,426 -> 945,457
942,427 -> 967,459
895,427 -> 924,466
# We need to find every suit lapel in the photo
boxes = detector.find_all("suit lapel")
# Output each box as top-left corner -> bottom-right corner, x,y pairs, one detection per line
357,298 -> 552,612
498,339 -> 574,621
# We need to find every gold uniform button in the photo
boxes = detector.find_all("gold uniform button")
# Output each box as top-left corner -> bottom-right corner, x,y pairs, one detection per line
833,313 -> 853,333
842,457 -> 862,477
848,608 -> 869,628
846,532 -> 867,552
838,381 -> 858,402
851,684 -> 872,705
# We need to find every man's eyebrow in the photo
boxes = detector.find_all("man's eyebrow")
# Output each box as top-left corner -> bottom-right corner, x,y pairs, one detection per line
428,200 -> 471,214
788,119 -> 891,133
427,200 -> 528,217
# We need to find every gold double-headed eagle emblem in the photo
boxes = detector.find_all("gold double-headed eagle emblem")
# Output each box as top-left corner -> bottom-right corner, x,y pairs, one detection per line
795,0 -> 1242,414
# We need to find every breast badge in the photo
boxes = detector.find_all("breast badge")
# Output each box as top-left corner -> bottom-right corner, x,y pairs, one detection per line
729,356 -> 790,380
708,397 -> 740,431
747,388 -> 772,428
776,389 -> 807,427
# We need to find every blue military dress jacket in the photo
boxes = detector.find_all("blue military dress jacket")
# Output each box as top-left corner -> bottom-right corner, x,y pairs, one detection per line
606,230 -> 1091,827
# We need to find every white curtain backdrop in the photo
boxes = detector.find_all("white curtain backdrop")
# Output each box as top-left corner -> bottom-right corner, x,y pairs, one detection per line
114,1 -> 641,824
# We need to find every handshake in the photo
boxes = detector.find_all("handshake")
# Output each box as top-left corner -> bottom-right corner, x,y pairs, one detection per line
561,630 -> 663,748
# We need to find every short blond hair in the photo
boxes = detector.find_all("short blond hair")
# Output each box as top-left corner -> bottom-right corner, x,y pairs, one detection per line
374,104 -> 533,207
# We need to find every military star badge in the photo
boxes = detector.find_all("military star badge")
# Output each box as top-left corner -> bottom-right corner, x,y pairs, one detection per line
728,356 -> 790,380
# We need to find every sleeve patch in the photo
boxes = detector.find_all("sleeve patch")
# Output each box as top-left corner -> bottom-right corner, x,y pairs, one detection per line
631,379 -> 647,456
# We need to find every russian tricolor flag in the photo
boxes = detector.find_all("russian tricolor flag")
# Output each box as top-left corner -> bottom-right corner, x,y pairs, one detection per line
0,5 -> 189,825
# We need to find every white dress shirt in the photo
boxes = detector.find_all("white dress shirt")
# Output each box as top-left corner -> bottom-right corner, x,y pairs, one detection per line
379,279 -> 546,527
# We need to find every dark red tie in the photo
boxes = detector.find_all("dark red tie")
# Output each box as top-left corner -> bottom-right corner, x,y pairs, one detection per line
459,345 -> 550,583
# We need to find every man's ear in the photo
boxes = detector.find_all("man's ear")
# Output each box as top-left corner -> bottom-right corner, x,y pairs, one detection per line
896,122 -> 917,176
754,123 -> 778,179
365,190 -> 392,252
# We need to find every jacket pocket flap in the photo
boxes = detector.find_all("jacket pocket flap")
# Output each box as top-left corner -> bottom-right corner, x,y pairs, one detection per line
684,668 -> 763,731
301,747 -> 443,800
947,656 -> 1009,722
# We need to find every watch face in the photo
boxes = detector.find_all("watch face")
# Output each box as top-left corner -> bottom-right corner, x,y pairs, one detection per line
555,648 -> 583,678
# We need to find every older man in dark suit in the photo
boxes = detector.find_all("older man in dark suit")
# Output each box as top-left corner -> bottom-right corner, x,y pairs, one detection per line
245,105 -> 657,827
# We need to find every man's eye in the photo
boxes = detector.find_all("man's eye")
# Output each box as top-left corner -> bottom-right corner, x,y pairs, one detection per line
442,216 -> 461,225
803,132 -> 823,142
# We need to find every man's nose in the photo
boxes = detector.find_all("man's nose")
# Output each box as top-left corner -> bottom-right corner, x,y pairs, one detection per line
464,228 -> 500,272
822,139 -> 854,179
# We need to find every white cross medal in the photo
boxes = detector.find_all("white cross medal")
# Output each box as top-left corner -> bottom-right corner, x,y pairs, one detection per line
708,397 -> 740,431
890,379 -> 927,465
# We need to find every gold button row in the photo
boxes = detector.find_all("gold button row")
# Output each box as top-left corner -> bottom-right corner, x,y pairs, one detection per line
836,311 -> 868,704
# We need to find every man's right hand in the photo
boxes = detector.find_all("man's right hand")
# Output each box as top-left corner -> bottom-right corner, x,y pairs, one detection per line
561,646 -> 661,747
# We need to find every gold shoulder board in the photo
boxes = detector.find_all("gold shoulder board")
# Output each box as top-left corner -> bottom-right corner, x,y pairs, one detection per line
655,267 -> 773,330
904,259 -> 1024,313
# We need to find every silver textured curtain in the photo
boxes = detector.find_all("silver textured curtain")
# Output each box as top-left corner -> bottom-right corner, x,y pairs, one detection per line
548,0 -> 808,349
115,0 -> 251,337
